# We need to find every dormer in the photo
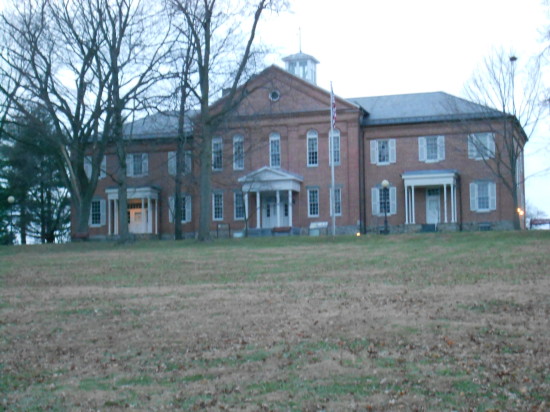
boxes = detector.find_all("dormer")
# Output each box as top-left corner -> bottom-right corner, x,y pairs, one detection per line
282,52 -> 319,85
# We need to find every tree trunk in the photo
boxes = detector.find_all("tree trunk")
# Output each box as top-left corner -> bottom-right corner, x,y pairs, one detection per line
116,138 -> 130,243
197,122 -> 212,241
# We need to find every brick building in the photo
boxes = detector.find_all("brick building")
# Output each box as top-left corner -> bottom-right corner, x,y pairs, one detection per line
81,52 -> 526,239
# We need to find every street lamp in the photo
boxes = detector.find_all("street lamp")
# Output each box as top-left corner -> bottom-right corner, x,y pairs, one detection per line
381,179 -> 390,234
7,195 -> 15,244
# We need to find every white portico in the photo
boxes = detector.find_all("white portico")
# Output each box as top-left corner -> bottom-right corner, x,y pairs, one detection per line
238,167 -> 303,229
105,186 -> 160,236
402,170 -> 459,225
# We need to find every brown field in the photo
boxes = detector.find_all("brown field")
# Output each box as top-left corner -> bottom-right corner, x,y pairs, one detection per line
1,231 -> 549,411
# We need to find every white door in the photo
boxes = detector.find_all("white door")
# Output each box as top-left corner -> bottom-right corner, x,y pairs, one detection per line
426,189 -> 440,224
262,201 -> 276,228
128,208 -> 146,233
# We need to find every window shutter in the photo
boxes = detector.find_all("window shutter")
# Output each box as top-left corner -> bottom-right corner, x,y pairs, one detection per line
437,136 -> 445,161
390,186 -> 397,215
389,139 -> 396,163
370,140 -> 378,164
470,182 -> 477,211
100,199 -> 106,226
142,153 -> 148,175
168,196 -> 174,223
126,154 -> 133,176
185,195 -> 192,222
84,156 -> 92,179
418,137 -> 427,162
99,156 -> 107,179
487,134 -> 496,158
371,187 -> 380,216
489,182 -> 497,210
467,135 -> 477,159
168,151 -> 176,175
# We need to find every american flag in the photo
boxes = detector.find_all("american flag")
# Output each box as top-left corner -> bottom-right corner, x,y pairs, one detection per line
330,82 -> 336,130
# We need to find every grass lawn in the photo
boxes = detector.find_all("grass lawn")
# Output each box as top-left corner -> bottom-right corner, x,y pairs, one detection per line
1,231 -> 549,411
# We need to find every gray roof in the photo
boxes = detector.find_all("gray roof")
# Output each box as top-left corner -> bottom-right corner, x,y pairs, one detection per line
348,92 -> 504,126
122,111 -> 195,139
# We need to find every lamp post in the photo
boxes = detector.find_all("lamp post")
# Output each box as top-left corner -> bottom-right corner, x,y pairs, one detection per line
7,195 -> 15,244
381,179 -> 390,234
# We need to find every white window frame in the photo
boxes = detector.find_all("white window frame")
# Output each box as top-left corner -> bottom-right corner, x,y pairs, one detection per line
419,135 -> 445,163
169,194 -> 192,223
212,192 -> 224,221
371,185 -> 397,216
370,139 -> 396,165
307,187 -> 319,217
212,137 -> 223,171
233,135 -> 244,170
329,129 -> 340,166
270,132 -> 281,168
89,198 -> 106,227
234,191 -> 245,220
307,130 -> 318,167
470,181 -> 497,212
468,133 -> 495,160
126,153 -> 148,177
84,155 -> 106,180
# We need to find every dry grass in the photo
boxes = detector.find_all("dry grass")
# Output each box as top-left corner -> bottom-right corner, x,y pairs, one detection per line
1,231 -> 549,411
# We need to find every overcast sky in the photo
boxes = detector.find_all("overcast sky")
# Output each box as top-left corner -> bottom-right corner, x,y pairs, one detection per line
260,0 -> 550,216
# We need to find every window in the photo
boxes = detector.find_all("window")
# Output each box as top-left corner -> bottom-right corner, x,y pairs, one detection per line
233,135 -> 244,170
470,181 -> 496,212
212,137 -> 223,171
331,187 -> 342,216
168,150 -> 192,175
84,156 -> 106,179
371,185 -> 397,216
89,198 -> 106,227
169,195 -> 192,223
234,192 -> 245,220
126,153 -> 148,177
212,192 -> 223,221
370,139 -> 396,165
307,130 -> 318,167
329,129 -> 340,166
307,188 -> 319,217
468,133 -> 495,160
270,133 -> 281,167
419,135 -> 445,162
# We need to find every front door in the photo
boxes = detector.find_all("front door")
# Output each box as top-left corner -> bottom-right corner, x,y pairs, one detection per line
261,194 -> 290,228
426,188 -> 440,224
128,202 -> 147,233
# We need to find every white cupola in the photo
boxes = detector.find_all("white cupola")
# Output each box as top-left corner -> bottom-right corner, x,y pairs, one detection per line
282,52 -> 319,85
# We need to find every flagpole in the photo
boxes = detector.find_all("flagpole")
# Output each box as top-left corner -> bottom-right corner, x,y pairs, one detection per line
330,82 -> 336,237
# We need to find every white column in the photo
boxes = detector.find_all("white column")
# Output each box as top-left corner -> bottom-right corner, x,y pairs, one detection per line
108,199 -> 112,235
451,183 -> 456,223
114,200 -> 119,235
411,186 -> 416,224
155,199 -> 158,234
443,184 -> 448,223
256,191 -> 261,229
404,185 -> 409,224
244,192 -> 249,221
288,190 -> 293,227
147,197 -> 152,233
141,197 -> 146,233
276,190 -> 281,228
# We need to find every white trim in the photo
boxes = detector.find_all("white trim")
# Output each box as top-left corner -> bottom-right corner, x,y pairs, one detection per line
307,188 -> 319,217
269,132 -> 281,168
233,135 -> 244,170
306,130 -> 318,167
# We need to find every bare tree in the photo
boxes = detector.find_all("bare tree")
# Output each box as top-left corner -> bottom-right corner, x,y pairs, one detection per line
0,0 -> 110,238
463,49 -> 545,229
166,0 -> 285,241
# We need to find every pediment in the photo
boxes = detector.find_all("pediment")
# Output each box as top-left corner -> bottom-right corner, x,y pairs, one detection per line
238,166 -> 303,192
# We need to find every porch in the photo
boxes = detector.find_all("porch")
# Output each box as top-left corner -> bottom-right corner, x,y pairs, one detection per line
105,186 -> 160,236
402,170 -> 459,227
238,166 -> 303,231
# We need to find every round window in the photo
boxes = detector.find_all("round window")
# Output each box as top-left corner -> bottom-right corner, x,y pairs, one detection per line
269,90 -> 280,102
